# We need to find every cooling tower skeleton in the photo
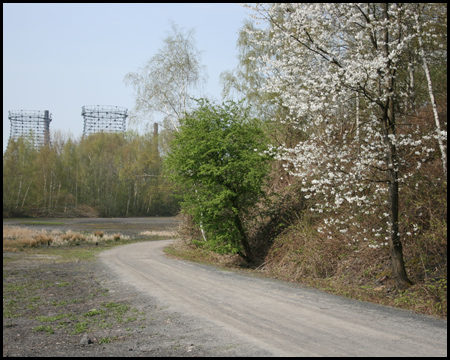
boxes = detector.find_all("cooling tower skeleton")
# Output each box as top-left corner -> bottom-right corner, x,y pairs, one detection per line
82,105 -> 128,136
8,110 -> 52,148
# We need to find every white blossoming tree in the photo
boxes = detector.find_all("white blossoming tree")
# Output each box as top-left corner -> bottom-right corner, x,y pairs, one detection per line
243,3 -> 446,289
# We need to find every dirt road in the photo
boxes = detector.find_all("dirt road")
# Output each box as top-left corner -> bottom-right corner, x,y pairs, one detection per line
100,240 -> 447,357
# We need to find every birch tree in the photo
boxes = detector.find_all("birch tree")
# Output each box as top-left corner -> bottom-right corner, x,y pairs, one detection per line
413,4 -> 447,177
3,137 -> 38,216
124,22 -> 207,132
243,3 -> 446,289
220,20 -> 296,148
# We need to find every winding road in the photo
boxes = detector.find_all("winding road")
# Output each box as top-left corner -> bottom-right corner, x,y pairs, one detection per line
100,240 -> 447,357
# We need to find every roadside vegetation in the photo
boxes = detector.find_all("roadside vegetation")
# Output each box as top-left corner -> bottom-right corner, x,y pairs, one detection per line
4,225 -> 128,254
3,225 -> 172,258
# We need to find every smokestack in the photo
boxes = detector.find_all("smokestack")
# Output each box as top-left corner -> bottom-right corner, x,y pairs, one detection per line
44,110 -> 51,146
153,122 -> 158,136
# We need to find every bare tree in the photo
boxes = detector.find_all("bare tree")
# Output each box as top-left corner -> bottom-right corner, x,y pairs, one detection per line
124,22 -> 207,132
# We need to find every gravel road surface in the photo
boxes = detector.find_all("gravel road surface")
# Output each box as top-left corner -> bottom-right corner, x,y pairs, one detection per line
100,240 -> 447,357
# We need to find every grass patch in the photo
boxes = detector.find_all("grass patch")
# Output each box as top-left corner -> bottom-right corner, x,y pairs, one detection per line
35,314 -> 68,322
70,321 -> 89,335
32,325 -> 54,334
84,309 -> 104,317
99,336 -> 117,344
3,225 -> 133,255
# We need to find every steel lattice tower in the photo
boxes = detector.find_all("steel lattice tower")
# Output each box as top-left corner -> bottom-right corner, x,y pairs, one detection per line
8,110 -> 52,148
82,105 -> 128,137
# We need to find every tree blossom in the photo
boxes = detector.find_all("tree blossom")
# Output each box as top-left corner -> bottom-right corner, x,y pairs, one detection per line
243,3 -> 446,289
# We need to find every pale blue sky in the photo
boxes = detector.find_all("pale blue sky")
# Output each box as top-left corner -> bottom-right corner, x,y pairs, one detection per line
3,3 -> 253,152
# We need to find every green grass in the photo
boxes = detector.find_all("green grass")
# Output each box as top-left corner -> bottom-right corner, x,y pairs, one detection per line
32,325 -> 54,334
99,336 -> 117,344
84,309 -> 104,317
70,321 -> 89,335
35,314 -> 68,322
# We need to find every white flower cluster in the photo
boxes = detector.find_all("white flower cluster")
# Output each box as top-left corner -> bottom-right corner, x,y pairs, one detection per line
243,3 -> 445,247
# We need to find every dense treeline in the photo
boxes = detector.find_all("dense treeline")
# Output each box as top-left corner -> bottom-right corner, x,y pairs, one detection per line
3,130 -> 179,218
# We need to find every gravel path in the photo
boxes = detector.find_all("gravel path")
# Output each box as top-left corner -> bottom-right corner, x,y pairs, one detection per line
100,240 -> 448,357
3,247 -> 272,357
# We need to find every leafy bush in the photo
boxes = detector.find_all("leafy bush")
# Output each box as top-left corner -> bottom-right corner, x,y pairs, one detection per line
165,99 -> 273,261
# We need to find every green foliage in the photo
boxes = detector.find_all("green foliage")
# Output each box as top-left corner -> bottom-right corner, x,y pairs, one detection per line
165,99 -> 273,260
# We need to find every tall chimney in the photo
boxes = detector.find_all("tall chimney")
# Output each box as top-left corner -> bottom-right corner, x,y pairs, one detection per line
44,110 -> 51,146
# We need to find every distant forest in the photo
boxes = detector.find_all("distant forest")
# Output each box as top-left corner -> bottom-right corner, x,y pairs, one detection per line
3,130 -> 179,218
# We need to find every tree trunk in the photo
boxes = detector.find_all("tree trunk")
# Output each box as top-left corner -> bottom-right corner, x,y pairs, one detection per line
381,4 -> 413,290
415,12 -> 447,178
16,180 -> 22,210
382,101 -> 413,290
234,213 -> 253,263
20,180 -> 33,212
